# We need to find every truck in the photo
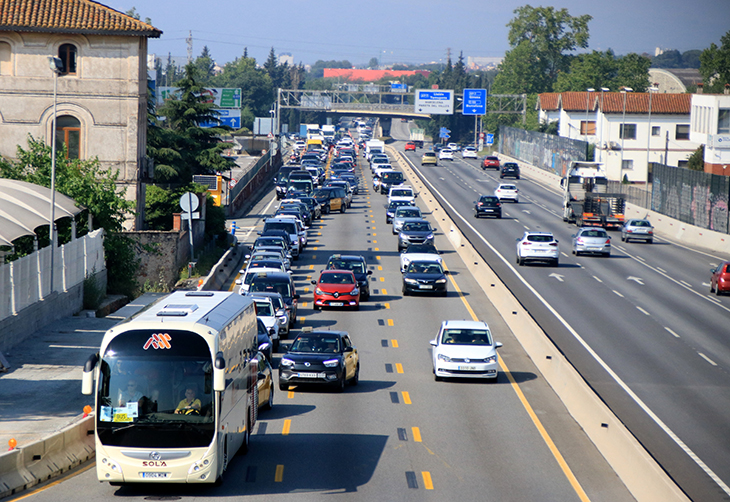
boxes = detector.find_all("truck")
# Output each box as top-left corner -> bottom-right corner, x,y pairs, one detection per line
321,124 -> 336,144
409,128 -> 425,148
364,139 -> 385,160
561,162 -> 626,229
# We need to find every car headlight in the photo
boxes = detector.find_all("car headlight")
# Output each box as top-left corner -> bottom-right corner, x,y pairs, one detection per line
404,278 -> 418,284
350,288 -> 359,295
399,232 -> 407,239
315,287 -> 323,295
280,358 -> 295,367
323,359 -> 340,368
436,278 -> 447,284
437,353 -> 452,362
426,233 -> 434,239
485,355 -> 497,363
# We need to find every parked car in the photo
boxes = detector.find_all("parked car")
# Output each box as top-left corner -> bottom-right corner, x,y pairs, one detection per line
621,219 -> 654,243
421,151 -> 438,166
474,195 -> 502,218
516,231 -> 559,266
482,156 -> 500,170
710,261 -> 730,295
500,162 -> 520,179
279,330 -> 359,391
572,228 -> 611,257
430,320 -> 502,382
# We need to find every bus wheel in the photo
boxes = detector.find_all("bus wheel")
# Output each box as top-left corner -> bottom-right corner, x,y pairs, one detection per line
239,411 -> 251,455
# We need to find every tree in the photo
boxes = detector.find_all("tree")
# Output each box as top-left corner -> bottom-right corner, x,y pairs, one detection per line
700,31 -> 730,93
492,40 -> 550,95
553,50 -> 650,93
507,5 -> 592,85
651,50 -> 683,68
615,53 -> 651,93
368,57 -> 379,69
213,53 -> 273,121
681,50 -> 702,69
687,145 -> 705,171
193,46 -> 216,84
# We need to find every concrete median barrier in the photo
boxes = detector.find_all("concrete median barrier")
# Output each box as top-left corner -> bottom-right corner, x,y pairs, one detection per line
391,147 -> 689,502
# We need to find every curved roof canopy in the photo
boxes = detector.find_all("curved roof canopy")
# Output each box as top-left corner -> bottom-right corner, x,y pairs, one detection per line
0,179 -> 84,246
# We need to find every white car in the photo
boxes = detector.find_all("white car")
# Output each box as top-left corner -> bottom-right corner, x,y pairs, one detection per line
237,267 -> 283,294
447,142 -> 460,151
430,320 -> 502,381
461,147 -> 478,159
399,242 -> 442,272
494,183 -> 519,203
516,231 -> 559,266
438,148 -> 454,161
252,296 -> 281,351
388,185 -> 416,205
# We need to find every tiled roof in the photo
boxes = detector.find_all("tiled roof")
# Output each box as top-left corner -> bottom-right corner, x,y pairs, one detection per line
537,92 -> 691,115
0,0 -> 161,37
560,91 -> 598,112
537,93 -> 560,111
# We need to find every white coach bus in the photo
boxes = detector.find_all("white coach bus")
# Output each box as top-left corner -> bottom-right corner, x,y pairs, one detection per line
82,291 -> 259,484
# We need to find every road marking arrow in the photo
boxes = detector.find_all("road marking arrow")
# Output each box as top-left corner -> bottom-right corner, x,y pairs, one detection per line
522,210 -> 531,214
627,276 -> 644,285
549,273 -> 564,282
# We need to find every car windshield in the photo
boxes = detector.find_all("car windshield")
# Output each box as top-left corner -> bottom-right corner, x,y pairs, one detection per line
250,280 -> 292,297
396,208 -> 420,217
291,335 -> 340,353
320,272 -> 355,284
391,189 -> 411,197
480,197 -> 498,203
254,301 -> 274,316
328,260 -> 365,274
526,235 -> 554,243
407,262 -> 443,274
403,222 -> 431,231
424,153 -> 436,157
441,329 -> 492,345
631,220 -> 651,227
500,185 -> 516,190
382,172 -> 404,182
264,222 -> 295,233
581,230 -> 607,237
405,244 -> 438,254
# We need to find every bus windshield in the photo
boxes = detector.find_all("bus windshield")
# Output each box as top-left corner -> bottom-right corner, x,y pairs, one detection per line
96,329 -> 215,448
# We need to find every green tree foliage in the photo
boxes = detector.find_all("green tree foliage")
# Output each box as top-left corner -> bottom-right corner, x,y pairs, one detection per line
681,50 -> 702,69
506,5 -> 592,85
0,136 -> 138,296
687,145 -> 705,171
700,30 -> 730,93
651,49 -> 703,69
144,183 -> 225,240
492,41 -> 550,94
193,46 -> 216,85
553,50 -> 650,93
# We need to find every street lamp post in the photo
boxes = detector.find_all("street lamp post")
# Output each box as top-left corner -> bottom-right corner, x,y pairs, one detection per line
584,88 -> 594,144
619,87 -> 633,176
48,56 -> 63,295
598,87 -> 609,163
646,83 -> 659,176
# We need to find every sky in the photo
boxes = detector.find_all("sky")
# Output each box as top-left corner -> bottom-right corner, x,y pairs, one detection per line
103,0 -> 730,67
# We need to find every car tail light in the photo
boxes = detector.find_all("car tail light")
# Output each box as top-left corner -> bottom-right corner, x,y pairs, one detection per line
576,238 -> 584,244
605,238 -> 611,244
522,242 -> 531,246
496,202 -> 501,206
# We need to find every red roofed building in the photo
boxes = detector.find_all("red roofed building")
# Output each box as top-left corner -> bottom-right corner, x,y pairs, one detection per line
323,68 -> 430,81
537,91 -> 700,182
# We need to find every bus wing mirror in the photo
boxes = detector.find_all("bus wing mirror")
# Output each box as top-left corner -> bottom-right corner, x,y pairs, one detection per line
214,352 -> 226,392
81,353 -> 99,395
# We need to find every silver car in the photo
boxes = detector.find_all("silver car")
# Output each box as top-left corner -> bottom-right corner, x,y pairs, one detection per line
392,207 -> 422,234
621,219 -> 654,243
572,228 -> 611,257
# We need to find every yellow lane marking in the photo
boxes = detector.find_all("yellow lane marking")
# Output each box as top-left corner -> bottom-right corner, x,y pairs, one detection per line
366,196 -> 370,199
376,256 -> 381,260
313,247 -> 318,251
302,301 -> 308,307
288,390 -> 295,398
312,255 -> 316,259
422,471 -> 434,490
317,232 -> 322,236
447,264 -> 591,502
373,240 -> 377,244
380,277 -> 385,282
309,264 -> 314,270
304,287 -> 309,293
307,275 -> 312,280
275,464 -> 284,482
282,419 -> 291,435
378,265 -> 383,271
384,302 -> 390,309
412,427 -> 422,442
395,363 -> 404,374
299,317 -> 306,323
369,209 -> 373,212
402,391 -> 412,404
387,319 -> 394,326
391,339 -> 399,348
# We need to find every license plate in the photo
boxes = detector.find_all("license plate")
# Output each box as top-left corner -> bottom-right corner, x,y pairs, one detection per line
458,365 -> 476,371
330,302 -> 344,307
141,472 -> 170,479
419,285 -> 433,289
297,372 -> 321,378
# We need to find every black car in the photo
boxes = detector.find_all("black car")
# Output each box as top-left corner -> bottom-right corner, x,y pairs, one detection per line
386,200 -> 414,223
274,168 -> 298,199
474,195 -> 502,218
397,220 -> 435,251
402,261 -> 448,296
500,162 -> 520,179
248,272 -> 299,328
256,318 -> 273,362
379,171 -> 405,194
295,196 -> 322,220
325,254 -> 373,300
279,330 -> 359,391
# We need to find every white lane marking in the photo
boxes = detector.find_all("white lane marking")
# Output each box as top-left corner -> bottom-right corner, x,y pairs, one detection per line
523,225 -> 530,230
680,280 -> 692,288
549,273 -> 565,282
522,210 -> 532,214
613,290 -> 624,297
403,155 -> 730,496
665,327 -> 680,338
593,275 -> 603,283
698,353 -> 718,366
561,252 -> 569,258
657,267 -> 667,273
627,276 -> 645,285
636,256 -> 646,262
702,282 -> 711,287
636,306 -> 650,316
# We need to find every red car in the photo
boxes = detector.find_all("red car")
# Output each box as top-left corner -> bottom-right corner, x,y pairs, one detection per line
404,142 -> 416,151
482,156 -> 500,170
710,261 -> 730,295
312,270 -> 361,309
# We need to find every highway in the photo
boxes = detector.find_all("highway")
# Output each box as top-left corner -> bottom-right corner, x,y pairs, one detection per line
390,119 -> 730,502
17,139 -> 636,501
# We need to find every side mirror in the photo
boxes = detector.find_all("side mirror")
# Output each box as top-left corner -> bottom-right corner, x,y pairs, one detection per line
258,372 -> 267,381
287,270 -> 293,274
311,280 -> 316,285
343,346 -> 354,353
81,353 -> 99,395
235,279 -> 243,285
269,328 -> 276,336
367,270 -> 373,275
213,352 -> 226,392
429,340 -> 437,347
294,294 -> 301,299
258,342 -> 270,351
495,342 -> 503,349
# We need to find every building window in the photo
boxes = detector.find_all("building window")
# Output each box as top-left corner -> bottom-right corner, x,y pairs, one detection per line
0,41 -> 10,75
651,126 -> 660,136
719,109 -> 730,134
58,44 -> 77,75
619,123 -> 636,140
580,121 -> 596,135
622,159 -> 633,170
55,115 -> 81,159
675,124 -> 690,140
678,160 -> 689,168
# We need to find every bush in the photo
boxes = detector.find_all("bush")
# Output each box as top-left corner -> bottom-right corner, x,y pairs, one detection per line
83,273 -> 104,310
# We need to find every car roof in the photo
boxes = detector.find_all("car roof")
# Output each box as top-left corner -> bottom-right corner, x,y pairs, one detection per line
327,254 -> 365,261
294,330 -> 348,339
442,320 -> 490,330
524,231 -> 554,237
251,271 -> 292,281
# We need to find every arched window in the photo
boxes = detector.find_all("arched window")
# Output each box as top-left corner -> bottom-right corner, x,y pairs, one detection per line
55,115 -> 81,159
58,43 -> 77,75
0,42 -> 11,75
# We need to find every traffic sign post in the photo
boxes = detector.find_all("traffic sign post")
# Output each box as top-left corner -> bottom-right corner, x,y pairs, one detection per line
487,133 -> 494,146
415,90 -> 454,115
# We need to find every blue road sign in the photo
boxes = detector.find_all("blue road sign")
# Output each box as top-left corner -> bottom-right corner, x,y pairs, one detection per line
439,127 -> 451,139
486,133 -> 494,145
391,83 -> 407,93
462,88 -> 487,116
